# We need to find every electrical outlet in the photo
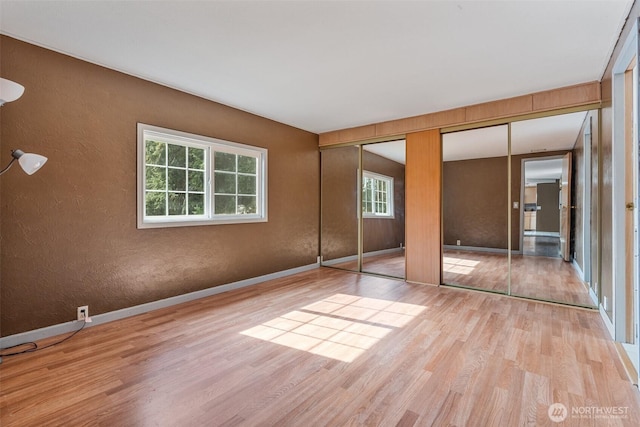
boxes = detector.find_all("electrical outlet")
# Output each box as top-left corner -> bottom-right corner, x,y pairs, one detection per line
456,240 -> 461,246
77,305 -> 89,321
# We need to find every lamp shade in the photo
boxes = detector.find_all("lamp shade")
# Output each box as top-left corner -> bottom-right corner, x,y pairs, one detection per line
11,150 -> 47,175
0,78 -> 25,106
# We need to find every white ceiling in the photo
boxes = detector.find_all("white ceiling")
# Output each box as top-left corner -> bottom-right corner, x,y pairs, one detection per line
442,110 -> 588,161
0,0 -> 632,134
364,140 -> 406,164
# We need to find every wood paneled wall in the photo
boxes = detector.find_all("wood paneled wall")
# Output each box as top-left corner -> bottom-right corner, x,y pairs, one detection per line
406,129 -> 441,285
319,82 -> 601,146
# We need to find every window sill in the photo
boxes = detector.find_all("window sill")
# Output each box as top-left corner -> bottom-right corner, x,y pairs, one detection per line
138,215 -> 268,229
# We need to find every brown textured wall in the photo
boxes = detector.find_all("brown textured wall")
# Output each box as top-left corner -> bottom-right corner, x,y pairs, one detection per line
320,146 -> 359,263
510,155 -> 522,250
0,36 -> 319,336
443,156 -> 509,249
362,151 -> 405,253
444,151 -> 569,250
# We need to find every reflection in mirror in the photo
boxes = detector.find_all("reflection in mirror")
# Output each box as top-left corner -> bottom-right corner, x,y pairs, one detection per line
510,111 -> 597,307
320,145 -> 360,271
442,125 -> 509,293
361,140 -> 406,278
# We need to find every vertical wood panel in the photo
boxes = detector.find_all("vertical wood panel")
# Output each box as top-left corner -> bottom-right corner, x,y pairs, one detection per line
406,129 -> 441,285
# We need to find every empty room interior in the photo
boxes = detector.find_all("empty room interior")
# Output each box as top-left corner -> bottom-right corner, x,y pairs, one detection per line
2,1 -> 640,425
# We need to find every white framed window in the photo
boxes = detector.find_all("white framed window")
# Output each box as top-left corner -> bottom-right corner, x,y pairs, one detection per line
362,171 -> 394,218
137,123 -> 267,228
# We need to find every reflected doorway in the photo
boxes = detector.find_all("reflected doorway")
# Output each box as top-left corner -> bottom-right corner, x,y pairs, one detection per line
521,157 -> 564,258
441,111 -> 597,308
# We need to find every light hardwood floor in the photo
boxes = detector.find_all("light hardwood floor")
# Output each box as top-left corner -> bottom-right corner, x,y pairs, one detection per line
1,268 -> 638,426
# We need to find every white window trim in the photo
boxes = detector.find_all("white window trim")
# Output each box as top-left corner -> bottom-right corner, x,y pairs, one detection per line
362,170 -> 394,219
137,123 -> 268,229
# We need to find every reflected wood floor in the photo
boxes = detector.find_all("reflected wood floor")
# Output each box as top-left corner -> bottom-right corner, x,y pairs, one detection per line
2,268 -> 638,426
329,251 -> 406,278
363,251 -> 406,278
523,235 -> 561,258
444,250 -> 595,307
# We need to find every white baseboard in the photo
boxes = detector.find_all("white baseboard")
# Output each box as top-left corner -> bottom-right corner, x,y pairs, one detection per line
321,254 -> 358,266
571,260 -> 585,281
589,287 -> 598,306
363,247 -> 403,258
0,262 -> 319,350
321,247 -> 403,266
600,303 -> 615,339
443,245 -> 522,255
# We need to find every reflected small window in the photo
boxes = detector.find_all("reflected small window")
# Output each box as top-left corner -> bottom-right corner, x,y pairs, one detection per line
363,171 -> 394,218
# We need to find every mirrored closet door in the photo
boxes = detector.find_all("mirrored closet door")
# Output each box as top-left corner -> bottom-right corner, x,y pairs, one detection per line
321,140 -> 406,279
441,111 -> 598,308
361,141 -> 406,278
510,111 -> 598,307
441,125 -> 509,293
320,145 -> 360,272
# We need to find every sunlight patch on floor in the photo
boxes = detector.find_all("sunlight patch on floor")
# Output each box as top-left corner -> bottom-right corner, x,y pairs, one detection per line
240,294 -> 426,362
443,256 -> 480,275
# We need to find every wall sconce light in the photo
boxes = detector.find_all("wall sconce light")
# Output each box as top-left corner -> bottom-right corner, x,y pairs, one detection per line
0,77 -> 47,176
0,150 -> 48,176
0,77 -> 25,106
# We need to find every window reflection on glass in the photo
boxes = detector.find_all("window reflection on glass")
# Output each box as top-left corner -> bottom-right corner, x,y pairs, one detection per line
362,171 -> 393,217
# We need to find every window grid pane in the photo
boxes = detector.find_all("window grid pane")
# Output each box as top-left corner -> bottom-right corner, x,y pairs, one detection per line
362,177 -> 372,213
144,141 -> 209,217
362,173 -> 392,217
213,152 -> 258,215
140,124 -> 267,227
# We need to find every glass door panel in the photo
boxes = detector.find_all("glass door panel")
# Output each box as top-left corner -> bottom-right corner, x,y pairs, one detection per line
361,140 -> 406,278
320,145 -> 360,272
510,112 -> 597,307
442,125 -> 509,293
